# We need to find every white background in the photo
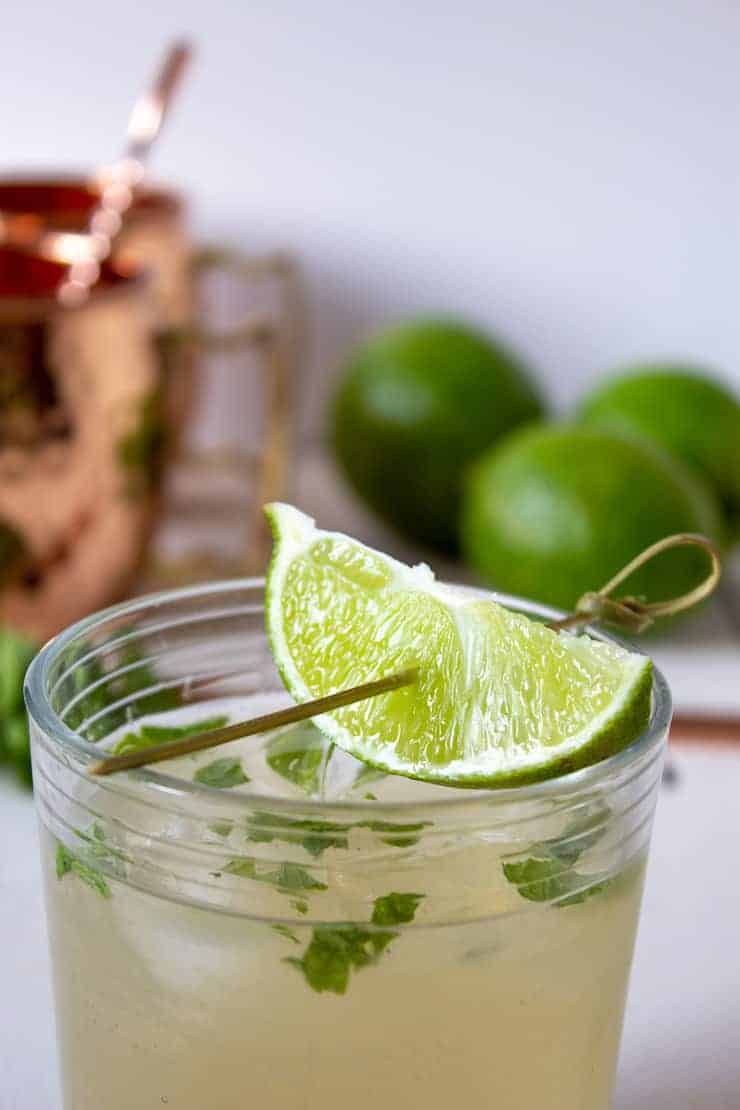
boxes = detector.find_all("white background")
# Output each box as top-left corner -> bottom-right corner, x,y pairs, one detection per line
4,0 -> 740,439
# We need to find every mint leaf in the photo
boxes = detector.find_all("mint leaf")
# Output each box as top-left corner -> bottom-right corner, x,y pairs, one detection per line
55,842 -> 111,899
502,802 -> 613,906
208,820 -> 234,838
63,637 -> 181,742
245,811 -> 351,857
287,890 -> 422,994
371,892 -> 424,926
265,724 -> 327,795
356,819 -> 432,848
194,757 -> 248,789
112,714 -> 228,756
546,804 -> 611,864
224,857 -> 328,896
286,925 -> 395,995
502,857 -> 574,902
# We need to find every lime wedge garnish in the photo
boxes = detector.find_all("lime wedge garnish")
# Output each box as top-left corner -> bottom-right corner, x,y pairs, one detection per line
265,504 -> 652,787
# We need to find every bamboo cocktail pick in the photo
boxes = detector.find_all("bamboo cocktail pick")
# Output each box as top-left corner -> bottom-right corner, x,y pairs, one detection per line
90,668 -> 419,776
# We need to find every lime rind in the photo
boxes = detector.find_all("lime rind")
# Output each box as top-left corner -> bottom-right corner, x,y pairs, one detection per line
265,503 -> 652,788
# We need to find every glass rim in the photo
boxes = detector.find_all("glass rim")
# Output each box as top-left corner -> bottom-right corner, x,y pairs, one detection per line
25,576 -> 672,816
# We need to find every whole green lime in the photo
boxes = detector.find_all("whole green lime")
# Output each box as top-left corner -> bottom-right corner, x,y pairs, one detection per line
331,319 -> 544,551
578,366 -> 740,539
461,424 -> 722,613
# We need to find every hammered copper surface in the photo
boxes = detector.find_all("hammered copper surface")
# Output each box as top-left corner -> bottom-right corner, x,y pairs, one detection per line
0,249 -> 161,640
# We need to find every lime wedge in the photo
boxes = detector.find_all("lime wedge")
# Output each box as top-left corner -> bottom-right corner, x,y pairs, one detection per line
265,504 -> 652,787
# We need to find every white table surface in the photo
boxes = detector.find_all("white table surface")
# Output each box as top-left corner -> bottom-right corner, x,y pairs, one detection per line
2,745 -> 739,1110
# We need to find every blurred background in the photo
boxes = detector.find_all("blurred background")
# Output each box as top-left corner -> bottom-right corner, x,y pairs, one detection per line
1,3 -> 739,1106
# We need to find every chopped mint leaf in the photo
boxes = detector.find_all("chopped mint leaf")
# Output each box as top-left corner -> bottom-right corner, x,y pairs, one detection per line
265,724 -> 327,795
559,881 -> 610,907
285,925 -> 395,995
194,757 -> 249,789
287,890 -> 422,994
63,636 -> 182,743
224,857 -> 327,897
272,924 -> 300,944
355,819 -> 432,847
363,793 -> 377,801
112,715 -> 229,756
55,842 -> 111,899
76,822 -> 126,876
208,820 -> 234,838
292,898 -> 308,915
546,803 -> 611,864
371,892 -> 424,926
502,857 -> 572,902
245,811 -> 350,857
502,801 -> 614,906
502,856 -> 609,906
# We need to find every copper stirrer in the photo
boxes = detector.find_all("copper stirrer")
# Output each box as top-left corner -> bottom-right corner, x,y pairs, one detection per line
89,533 -> 721,778
57,39 -> 192,306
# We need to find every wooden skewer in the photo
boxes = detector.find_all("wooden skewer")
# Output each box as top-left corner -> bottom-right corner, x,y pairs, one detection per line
90,668 -> 418,776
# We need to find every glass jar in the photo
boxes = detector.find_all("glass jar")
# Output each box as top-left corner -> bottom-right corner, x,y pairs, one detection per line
26,580 -> 670,1110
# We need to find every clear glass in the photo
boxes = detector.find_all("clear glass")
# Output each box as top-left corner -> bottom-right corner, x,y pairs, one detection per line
26,580 -> 670,1110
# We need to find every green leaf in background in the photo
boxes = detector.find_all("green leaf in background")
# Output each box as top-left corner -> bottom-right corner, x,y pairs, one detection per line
286,890 -> 423,995
112,715 -> 229,756
55,842 -> 111,899
0,625 -> 38,788
265,723 -> 327,795
0,626 -> 36,716
193,756 -> 249,789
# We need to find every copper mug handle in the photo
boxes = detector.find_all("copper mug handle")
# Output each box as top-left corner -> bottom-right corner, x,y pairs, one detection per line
182,244 -> 298,569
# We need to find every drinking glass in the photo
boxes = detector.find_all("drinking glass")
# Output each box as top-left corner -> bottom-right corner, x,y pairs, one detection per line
26,580 -> 670,1110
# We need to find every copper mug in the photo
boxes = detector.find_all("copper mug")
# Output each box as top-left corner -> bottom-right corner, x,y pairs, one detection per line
0,177 -> 297,625
1,176 -> 230,435
0,247 -> 161,641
